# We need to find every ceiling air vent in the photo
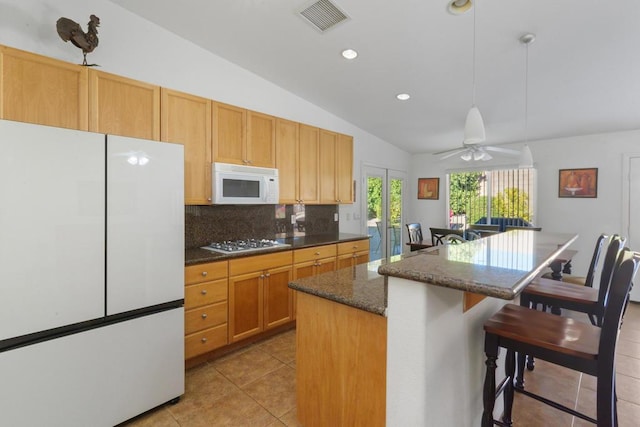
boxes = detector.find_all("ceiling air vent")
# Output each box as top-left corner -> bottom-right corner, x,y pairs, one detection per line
298,0 -> 350,33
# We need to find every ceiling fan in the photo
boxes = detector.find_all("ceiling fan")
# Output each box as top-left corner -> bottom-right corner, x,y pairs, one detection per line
434,142 -> 521,162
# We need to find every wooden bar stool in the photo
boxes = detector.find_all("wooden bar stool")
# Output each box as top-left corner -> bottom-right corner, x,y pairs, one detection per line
517,236 -> 623,377
481,250 -> 639,427
541,233 -> 609,286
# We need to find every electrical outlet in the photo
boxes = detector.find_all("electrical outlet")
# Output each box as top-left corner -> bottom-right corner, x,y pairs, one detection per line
334,213 -> 339,222
291,214 -> 296,224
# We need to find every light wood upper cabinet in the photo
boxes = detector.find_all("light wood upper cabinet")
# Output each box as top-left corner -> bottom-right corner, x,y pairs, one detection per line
0,45 -> 88,130
336,133 -> 354,203
247,110 -> 276,167
276,118 -> 299,204
88,69 -> 160,140
212,102 -> 246,165
161,88 -> 212,205
298,124 -> 320,204
319,129 -> 337,204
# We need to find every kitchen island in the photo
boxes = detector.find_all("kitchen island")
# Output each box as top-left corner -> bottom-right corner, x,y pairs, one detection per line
290,230 -> 577,427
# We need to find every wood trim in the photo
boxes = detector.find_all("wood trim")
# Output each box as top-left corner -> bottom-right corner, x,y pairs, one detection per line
463,291 -> 486,312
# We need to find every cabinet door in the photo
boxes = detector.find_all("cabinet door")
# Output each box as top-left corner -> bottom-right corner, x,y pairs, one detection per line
229,271 -> 263,342
336,253 -> 355,270
319,129 -> 337,204
276,118 -> 299,204
161,88 -> 212,205
89,70 -> 160,140
316,257 -> 337,274
298,124 -> 319,204
213,102 -> 246,165
336,133 -> 354,203
247,110 -> 275,167
354,251 -> 369,266
264,265 -> 293,330
0,45 -> 88,130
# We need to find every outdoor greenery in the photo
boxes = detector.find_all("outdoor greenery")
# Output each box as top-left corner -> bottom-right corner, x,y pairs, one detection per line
367,177 -> 403,223
449,171 -> 532,225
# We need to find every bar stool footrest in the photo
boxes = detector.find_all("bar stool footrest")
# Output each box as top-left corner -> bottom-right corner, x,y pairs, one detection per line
514,387 -> 596,424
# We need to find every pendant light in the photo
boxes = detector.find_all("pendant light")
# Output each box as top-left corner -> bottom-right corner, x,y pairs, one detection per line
519,33 -> 535,168
464,0 -> 486,144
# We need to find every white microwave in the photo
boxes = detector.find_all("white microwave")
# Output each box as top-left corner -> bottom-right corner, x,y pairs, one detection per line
212,162 -> 279,204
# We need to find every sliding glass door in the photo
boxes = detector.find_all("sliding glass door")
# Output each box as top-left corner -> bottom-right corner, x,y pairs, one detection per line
363,166 -> 406,261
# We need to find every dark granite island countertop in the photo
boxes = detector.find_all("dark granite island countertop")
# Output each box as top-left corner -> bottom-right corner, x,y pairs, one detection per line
377,230 -> 578,300
185,232 -> 370,265
288,257 -> 393,316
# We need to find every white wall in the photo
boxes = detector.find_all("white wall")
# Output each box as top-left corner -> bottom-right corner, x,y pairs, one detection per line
0,0 -> 410,234
409,130 -> 640,277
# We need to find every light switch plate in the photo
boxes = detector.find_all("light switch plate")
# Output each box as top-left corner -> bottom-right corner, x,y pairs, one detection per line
334,213 -> 339,222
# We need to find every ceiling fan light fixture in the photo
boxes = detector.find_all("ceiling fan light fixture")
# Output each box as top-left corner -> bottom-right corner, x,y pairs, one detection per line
460,151 -> 473,161
464,106 -> 486,143
519,144 -> 533,168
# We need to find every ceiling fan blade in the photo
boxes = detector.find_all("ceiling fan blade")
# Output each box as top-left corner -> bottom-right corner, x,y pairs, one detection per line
434,146 -> 466,156
483,146 -> 521,156
438,149 -> 468,160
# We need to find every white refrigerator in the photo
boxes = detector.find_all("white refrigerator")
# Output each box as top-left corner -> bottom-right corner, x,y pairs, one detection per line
0,120 -> 185,426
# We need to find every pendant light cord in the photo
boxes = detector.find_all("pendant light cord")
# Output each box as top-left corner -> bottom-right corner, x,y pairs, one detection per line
472,0 -> 477,106
524,39 -> 529,143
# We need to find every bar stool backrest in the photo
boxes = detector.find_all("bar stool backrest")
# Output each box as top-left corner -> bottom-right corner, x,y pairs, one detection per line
582,234 -> 608,288
596,236 -> 625,314
598,250 -> 640,368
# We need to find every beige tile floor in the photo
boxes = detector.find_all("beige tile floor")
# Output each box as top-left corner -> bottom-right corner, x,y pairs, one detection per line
123,303 -> 640,426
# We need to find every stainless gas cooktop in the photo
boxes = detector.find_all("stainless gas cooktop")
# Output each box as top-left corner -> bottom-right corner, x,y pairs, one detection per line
201,239 -> 290,254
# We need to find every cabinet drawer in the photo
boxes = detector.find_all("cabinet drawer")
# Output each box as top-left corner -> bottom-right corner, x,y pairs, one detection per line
185,260 -> 228,285
185,301 -> 228,335
337,239 -> 370,255
185,323 -> 228,359
185,278 -> 227,309
229,250 -> 293,276
293,244 -> 337,263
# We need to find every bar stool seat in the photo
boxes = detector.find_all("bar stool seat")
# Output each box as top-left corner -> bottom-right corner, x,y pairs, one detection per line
481,251 -> 639,427
524,277 -> 598,304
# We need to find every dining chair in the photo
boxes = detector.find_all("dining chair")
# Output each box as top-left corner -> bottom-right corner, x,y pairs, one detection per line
481,249 -> 639,427
442,234 -> 466,245
429,227 -> 463,246
405,223 -> 423,244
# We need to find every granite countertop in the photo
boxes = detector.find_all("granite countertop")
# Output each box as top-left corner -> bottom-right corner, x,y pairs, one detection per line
185,233 -> 370,265
377,231 -> 578,300
289,257 -> 396,317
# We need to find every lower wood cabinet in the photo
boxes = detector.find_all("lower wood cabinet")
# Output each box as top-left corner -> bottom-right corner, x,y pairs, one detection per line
336,239 -> 370,269
228,251 -> 293,343
184,260 -> 228,359
292,244 -> 338,319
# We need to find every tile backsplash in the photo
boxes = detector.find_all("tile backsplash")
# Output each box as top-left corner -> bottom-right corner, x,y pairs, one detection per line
185,204 -> 338,249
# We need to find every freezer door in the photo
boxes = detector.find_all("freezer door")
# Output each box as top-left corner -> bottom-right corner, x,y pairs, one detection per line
0,120 -> 105,341
106,135 -> 184,315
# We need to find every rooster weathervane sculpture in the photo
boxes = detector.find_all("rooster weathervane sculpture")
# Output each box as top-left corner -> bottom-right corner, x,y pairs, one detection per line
56,14 -> 100,66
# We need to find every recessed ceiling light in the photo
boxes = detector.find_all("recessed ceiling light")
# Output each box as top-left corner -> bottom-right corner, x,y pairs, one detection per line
448,0 -> 472,15
341,49 -> 358,60
396,93 -> 411,101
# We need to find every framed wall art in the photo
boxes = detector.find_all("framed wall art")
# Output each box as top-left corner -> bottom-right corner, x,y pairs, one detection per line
558,168 -> 598,198
418,177 -> 439,200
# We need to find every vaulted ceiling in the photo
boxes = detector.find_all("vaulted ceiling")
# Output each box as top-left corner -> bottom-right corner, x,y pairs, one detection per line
110,0 -> 640,154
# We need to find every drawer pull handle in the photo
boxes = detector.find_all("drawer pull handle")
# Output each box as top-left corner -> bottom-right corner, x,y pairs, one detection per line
265,273 -> 271,278
201,337 -> 208,343
315,252 -> 320,255
201,313 -> 208,319
201,289 -> 207,295
201,271 -> 208,277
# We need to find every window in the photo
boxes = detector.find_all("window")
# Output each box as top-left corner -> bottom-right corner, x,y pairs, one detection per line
447,168 -> 536,229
